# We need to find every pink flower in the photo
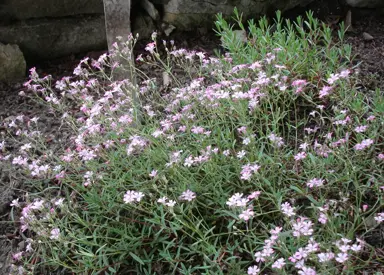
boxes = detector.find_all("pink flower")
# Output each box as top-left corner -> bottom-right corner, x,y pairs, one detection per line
157,197 -> 168,204
226,193 -> 249,207
298,266 -> 317,275
179,190 -> 196,202
367,115 -> 376,121
318,252 -> 335,262
239,208 -> 255,221
292,79 -> 307,87
318,213 -> 328,224
12,252 -> 23,261
268,133 -> 284,147
237,150 -> 247,159
247,265 -> 260,275
123,191 -> 145,204
149,170 -> 158,178
248,191 -> 261,200
306,178 -> 324,188
335,252 -> 349,263
50,228 -> 60,240
354,125 -> 368,133
294,152 -> 307,161
374,213 -> 384,223
272,258 -> 286,269
319,86 -> 332,98
281,202 -> 296,217
166,200 -> 176,207
354,139 -> 374,151
292,217 -> 314,237
145,42 -> 156,54
254,251 -> 265,263
327,73 -> 340,85
237,126 -> 247,134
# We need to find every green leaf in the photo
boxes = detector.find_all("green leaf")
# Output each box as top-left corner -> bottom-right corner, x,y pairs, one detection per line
129,252 -> 144,265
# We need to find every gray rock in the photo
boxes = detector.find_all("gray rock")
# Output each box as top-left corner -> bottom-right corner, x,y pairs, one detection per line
0,0 -> 103,21
363,32 -> 374,41
163,0 -> 314,30
0,43 -> 26,83
346,0 -> 384,8
0,16 -> 107,60
132,13 -> 156,40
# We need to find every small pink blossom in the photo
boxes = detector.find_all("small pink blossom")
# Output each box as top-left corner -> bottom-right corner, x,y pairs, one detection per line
318,212 -> 328,224
237,150 -> 247,159
268,133 -> 284,147
248,191 -> 261,200
318,252 -> 335,262
149,170 -> 158,178
166,200 -> 176,207
123,191 -> 145,204
179,190 -> 196,202
354,139 -> 374,151
294,152 -> 307,161
374,212 -> 384,223
281,202 -> 296,217
298,267 -> 317,275
272,258 -> 286,269
292,217 -> 314,237
145,42 -> 156,54
50,228 -> 60,240
367,115 -> 376,121
306,178 -> 324,188
239,208 -> 255,221
335,252 -> 349,263
319,86 -> 332,98
247,265 -> 260,275
354,125 -> 368,133
227,193 -> 249,207
12,252 -> 23,261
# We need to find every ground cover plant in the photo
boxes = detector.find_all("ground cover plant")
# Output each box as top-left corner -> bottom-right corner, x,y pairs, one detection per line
1,10 -> 383,274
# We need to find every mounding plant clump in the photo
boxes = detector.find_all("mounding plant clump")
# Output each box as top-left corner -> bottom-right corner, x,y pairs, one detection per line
2,10 -> 383,274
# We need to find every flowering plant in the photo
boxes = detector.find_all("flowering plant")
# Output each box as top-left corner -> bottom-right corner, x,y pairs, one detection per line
2,10 -> 383,274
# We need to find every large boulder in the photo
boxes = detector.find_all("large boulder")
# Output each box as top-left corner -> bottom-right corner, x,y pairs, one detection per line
346,0 -> 384,8
162,0 -> 314,30
0,0 -> 103,21
0,16 -> 107,60
0,42 -> 26,83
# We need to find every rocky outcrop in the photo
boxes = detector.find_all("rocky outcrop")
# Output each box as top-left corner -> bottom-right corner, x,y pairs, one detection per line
346,0 -> 384,8
0,16 -> 107,60
0,0 -> 316,60
0,43 -> 26,83
163,0 -> 313,30
0,0 -> 103,22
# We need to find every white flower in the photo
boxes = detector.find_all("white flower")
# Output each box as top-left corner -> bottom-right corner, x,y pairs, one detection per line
166,200 -> 176,207
157,197 -> 168,204
123,191 -> 145,204
226,193 -> 249,207
272,258 -> 286,269
239,208 -> 254,221
50,228 -> 60,240
281,202 -> 296,217
179,190 -> 196,202
374,212 -> 384,224
247,265 -> 260,275
335,252 -> 349,263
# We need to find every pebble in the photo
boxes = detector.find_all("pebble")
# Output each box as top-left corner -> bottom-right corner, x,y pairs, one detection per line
363,32 -> 374,41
